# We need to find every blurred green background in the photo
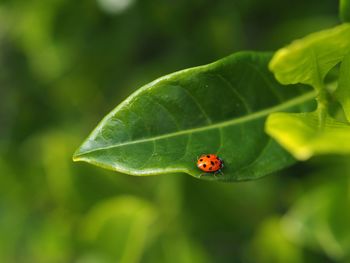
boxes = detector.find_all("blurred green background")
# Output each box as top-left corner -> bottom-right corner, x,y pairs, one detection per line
1,0 -> 349,262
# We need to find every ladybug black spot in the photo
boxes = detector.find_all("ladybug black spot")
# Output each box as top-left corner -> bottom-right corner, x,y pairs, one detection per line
210,161 -> 214,165
207,155 -> 210,158
199,159 -> 203,162
209,167 -> 212,170
203,164 -> 207,168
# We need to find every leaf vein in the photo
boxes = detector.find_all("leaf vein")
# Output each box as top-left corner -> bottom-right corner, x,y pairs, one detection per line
177,85 -> 213,124
243,62 -> 284,102
75,91 -> 316,157
215,73 -> 253,113
148,95 -> 181,130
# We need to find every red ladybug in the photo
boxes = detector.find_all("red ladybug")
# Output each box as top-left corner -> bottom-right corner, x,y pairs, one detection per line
197,154 -> 224,174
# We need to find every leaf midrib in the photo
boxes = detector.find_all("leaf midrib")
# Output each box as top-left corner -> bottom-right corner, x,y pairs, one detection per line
74,91 -> 316,158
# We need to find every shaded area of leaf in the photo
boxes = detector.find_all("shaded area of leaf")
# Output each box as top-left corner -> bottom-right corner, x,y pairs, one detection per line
266,112 -> 350,160
74,51 -> 315,181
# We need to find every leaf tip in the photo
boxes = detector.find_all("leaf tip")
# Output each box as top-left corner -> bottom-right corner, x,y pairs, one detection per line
72,154 -> 80,162
72,147 -> 85,162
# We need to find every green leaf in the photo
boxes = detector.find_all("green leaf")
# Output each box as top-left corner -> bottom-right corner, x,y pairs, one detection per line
73,52 -> 315,181
269,23 -> 350,90
336,52 -> 350,121
250,217 -> 302,263
340,0 -> 350,22
266,112 -> 350,160
81,196 -> 158,262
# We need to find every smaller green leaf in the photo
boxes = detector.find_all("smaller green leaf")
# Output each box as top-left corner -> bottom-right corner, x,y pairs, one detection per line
269,23 -> 350,90
336,52 -> 350,121
265,112 -> 350,160
340,0 -> 350,22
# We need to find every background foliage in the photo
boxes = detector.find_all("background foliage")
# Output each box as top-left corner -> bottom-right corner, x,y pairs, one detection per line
0,0 -> 347,262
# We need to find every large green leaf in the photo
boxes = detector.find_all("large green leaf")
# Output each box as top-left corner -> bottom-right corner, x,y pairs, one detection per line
73,52 -> 315,181
266,112 -> 350,160
269,23 -> 350,90
336,52 -> 350,121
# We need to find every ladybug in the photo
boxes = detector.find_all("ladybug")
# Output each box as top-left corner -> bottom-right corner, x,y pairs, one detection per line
197,154 -> 224,174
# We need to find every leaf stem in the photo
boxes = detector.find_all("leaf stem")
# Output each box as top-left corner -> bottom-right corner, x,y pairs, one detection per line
316,82 -> 328,129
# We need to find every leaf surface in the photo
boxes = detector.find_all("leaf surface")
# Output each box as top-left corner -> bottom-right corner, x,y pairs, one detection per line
73,52 -> 315,181
269,24 -> 350,90
266,112 -> 350,160
336,52 -> 350,121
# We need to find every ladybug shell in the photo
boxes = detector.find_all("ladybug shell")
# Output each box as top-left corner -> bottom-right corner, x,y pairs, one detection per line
197,154 -> 223,172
